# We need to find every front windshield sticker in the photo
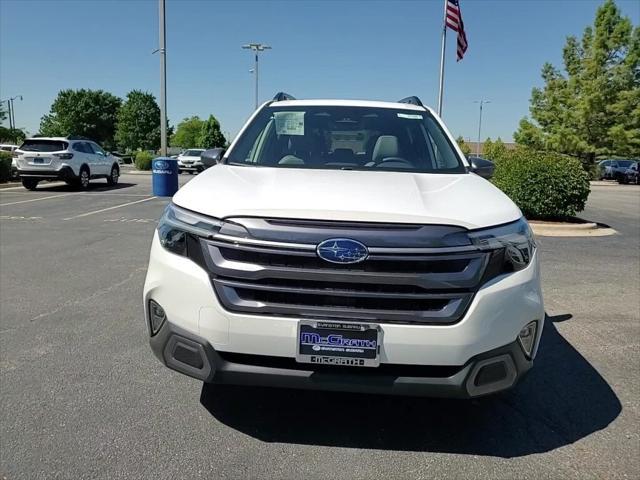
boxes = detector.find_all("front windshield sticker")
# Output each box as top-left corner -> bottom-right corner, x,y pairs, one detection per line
274,111 -> 305,135
397,113 -> 423,120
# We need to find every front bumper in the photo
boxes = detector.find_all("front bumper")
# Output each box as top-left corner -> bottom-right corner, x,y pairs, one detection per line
17,166 -> 76,180
150,320 -> 533,398
144,231 -> 544,397
178,162 -> 204,172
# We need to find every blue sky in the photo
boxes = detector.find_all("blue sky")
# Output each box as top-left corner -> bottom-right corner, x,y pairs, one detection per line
1,0 -> 638,142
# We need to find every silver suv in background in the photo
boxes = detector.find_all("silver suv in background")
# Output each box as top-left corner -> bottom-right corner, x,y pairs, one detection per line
177,149 -> 206,174
14,136 -> 121,190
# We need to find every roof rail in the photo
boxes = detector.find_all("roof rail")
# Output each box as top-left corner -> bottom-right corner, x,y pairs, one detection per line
67,135 -> 90,140
272,92 -> 296,102
398,96 -> 424,107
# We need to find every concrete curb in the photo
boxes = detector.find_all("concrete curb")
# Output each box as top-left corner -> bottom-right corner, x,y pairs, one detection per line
120,169 -> 152,175
530,221 -> 617,237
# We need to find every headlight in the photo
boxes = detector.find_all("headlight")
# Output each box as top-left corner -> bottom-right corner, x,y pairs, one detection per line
468,217 -> 536,273
157,203 -> 222,255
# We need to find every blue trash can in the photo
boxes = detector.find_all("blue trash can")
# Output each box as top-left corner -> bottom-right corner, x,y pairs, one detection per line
152,157 -> 179,197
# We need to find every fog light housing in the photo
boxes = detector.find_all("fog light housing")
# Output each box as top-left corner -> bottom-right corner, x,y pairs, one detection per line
148,300 -> 166,336
518,321 -> 538,358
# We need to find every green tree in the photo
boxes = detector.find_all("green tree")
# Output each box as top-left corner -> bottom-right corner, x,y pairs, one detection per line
514,0 -> 639,160
484,137 -> 507,160
455,136 -> 471,156
171,116 -> 204,148
0,103 -> 7,124
114,90 -> 161,152
39,89 -> 122,149
198,115 -> 226,148
0,127 -> 26,144
482,137 -> 493,157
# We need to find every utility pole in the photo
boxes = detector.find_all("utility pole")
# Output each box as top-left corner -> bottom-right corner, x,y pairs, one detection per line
158,0 -> 167,156
2,99 -> 13,130
6,100 -> 13,130
9,95 -> 22,132
242,43 -> 271,110
474,100 -> 490,156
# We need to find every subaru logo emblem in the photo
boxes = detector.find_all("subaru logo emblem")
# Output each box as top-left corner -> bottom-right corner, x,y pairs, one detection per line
317,238 -> 369,264
154,160 -> 169,169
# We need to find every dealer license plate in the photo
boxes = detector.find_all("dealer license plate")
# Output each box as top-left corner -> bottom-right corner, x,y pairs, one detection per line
296,320 -> 381,367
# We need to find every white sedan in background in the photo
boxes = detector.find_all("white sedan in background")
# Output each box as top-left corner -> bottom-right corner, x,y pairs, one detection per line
176,149 -> 206,174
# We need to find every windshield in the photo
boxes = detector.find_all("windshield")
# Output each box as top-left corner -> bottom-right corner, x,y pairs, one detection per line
183,150 -> 204,157
617,160 -> 633,167
226,106 -> 466,173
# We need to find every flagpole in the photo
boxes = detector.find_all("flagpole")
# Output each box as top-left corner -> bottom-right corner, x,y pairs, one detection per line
437,0 -> 447,117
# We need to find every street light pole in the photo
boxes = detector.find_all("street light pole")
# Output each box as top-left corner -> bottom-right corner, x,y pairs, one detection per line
9,95 -> 22,132
242,43 -> 271,110
158,0 -> 167,156
474,100 -> 490,156
6,100 -> 13,130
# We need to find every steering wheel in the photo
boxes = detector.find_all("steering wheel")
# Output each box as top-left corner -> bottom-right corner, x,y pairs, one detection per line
376,157 -> 414,167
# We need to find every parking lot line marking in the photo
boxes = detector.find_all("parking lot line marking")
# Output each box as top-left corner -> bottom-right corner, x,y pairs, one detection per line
0,191 -> 151,197
0,193 -> 76,207
0,182 -> 66,191
0,191 -> 153,197
63,196 -> 157,220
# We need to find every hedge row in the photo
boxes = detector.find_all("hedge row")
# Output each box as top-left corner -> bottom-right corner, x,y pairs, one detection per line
489,147 -> 591,220
134,151 -> 153,171
0,151 -> 12,183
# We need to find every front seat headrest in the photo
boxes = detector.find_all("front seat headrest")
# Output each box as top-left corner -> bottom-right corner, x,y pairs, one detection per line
371,135 -> 399,164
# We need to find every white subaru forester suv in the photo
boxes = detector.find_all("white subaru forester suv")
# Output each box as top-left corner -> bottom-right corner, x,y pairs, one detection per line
14,136 -> 120,190
144,94 -> 543,398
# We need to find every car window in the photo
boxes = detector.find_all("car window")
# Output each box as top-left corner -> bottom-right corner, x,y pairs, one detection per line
72,142 -> 86,153
90,143 -> 106,156
618,160 -> 633,167
19,140 -> 68,152
227,105 -> 466,174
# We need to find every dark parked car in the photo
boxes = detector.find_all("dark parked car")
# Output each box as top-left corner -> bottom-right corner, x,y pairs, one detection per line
599,159 -> 635,181
619,161 -> 639,185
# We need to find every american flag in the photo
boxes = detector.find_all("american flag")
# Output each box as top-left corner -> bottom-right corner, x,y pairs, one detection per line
446,0 -> 468,61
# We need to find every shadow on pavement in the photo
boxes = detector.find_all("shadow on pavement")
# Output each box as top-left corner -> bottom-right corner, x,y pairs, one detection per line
200,314 -> 621,457
32,182 -> 137,192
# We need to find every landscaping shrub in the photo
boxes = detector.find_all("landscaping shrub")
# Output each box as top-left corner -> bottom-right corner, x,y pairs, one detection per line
491,147 -> 591,219
0,151 -> 12,183
134,151 -> 153,171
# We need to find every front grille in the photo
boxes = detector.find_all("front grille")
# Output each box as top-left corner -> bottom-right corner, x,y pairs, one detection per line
192,218 -> 494,325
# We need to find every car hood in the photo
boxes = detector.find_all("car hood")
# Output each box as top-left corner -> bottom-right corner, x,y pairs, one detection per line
172,165 -> 521,229
178,156 -> 201,161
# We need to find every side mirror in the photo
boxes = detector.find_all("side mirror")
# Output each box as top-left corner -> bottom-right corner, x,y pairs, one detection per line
468,156 -> 495,180
201,148 -> 226,168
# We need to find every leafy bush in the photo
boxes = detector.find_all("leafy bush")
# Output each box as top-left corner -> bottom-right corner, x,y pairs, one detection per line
0,151 -> 12,183
134,151 -> 153,171
491,147 -> 591,219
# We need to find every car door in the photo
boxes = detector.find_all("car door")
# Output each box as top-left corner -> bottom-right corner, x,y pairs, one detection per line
71,142 -> 88,174
88,142 -> 109,175
78,142 -> 98,174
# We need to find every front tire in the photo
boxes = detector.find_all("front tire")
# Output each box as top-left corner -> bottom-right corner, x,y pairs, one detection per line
106,165 -> 119,186
21,178 -> 39,190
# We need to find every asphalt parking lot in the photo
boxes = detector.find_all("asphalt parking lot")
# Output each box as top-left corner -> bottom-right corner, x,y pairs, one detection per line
1,175 -> 639,479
